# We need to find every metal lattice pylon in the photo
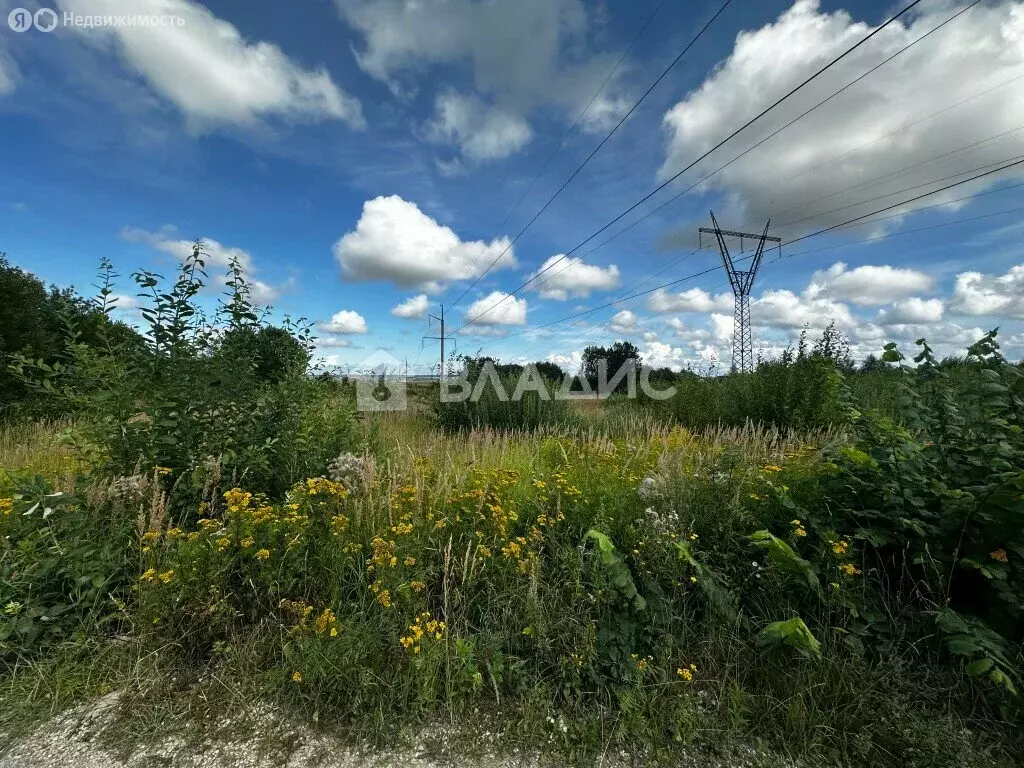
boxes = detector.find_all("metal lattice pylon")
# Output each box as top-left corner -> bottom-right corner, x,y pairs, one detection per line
698,212 -> 781,373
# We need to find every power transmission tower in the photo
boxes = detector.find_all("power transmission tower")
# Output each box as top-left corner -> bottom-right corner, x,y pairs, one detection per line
699,211 -> 781,373
422,304 -> 455,382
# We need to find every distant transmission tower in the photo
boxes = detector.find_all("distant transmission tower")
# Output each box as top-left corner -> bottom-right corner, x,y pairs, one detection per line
699,212 -> 781,373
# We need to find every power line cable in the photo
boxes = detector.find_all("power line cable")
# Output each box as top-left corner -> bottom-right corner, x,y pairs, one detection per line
531,71 -> 1024,296
502,166 -> 1024,360
530,118 -> 1020,301
773,154 -> 1024,232
448,0 -> 671,307
458,0 -> 925,331
482,155 -> 1024,350
525,0 -> 984,300
448,0 -> 735,311
505,198 -> 1024,365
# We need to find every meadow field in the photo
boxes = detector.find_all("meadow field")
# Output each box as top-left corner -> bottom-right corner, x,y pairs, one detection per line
2,256 -> 1023,767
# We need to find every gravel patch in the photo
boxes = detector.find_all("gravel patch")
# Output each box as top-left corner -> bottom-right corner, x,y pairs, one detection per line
0,695 -> 802,768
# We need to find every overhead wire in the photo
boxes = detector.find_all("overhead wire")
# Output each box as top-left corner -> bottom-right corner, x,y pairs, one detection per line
446,0 -> 671,310
503,197 -> 1024,368
500,166 -> 1024,363
447,0 -> 735,312
524,0 -> 989,300
526,70 -> 1024,300
487,157 -> 1024,362
457,0 -> 926,331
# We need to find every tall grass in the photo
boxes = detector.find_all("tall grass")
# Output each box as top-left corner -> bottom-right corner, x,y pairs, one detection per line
3,334 -> 1024,765
0,419 -> 78,491
431,372 -> 580,432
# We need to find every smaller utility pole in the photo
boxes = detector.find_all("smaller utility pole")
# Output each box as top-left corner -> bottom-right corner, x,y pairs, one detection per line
423,304 -> 455,382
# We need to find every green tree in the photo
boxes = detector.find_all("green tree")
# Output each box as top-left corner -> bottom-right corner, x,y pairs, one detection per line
220,326 -> 311,385
531,360 -> 565,382
0,253 -> 142,416
582,341 -> 641,392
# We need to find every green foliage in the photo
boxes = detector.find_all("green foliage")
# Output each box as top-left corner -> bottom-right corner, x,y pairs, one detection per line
674,539 -> 737,624
584,529 -> 645,610
756,617 -> 822,659
0,254 -> 143,419
634,353 -> 846,431
4,321 -> 1024,765
582,341 -> 641,393
0,474 -> 132,657
432,359 -> 578,432
749,530 -> 821,597
8,247 -> 354,505
934,608 -> 1018,697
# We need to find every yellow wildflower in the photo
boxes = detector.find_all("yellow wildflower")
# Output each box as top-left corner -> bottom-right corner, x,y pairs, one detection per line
839,563 -> 861,577
157,570 -> 174,584
255,548 -> 271,561
292,671 -> 303,683
140,568 -> 156,582
314,608 -> 337,634
991,549 -> 1009,563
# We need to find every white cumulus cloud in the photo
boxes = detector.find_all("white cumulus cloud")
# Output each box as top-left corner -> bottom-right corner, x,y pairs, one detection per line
318,310 -> 368,335
646,287 -> 733,314
118,226 -> 287,304
57,0 -> 364,130
659,0 -> 1024,239
464,291 -> 528,326
642,341 -> 687,371
427,91 -> 533,162
547,350 -> 583,372
318,337 -> 354,348
391,294 -> 430,320
951,264 -> 1024,319
609,309 -> 640,334
806,262 -> 934,306
531,256 -> 621,301
753,289 -> 856,330
877,297 -> 944,325
337,0 -> 630,160
333,196 -> 516,293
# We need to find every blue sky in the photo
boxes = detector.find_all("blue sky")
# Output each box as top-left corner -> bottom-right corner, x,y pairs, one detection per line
2,0 -> 1024,374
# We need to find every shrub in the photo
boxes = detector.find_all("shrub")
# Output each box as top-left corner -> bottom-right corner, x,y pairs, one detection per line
432,361 -> 579,432
8,248 -> 356,506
